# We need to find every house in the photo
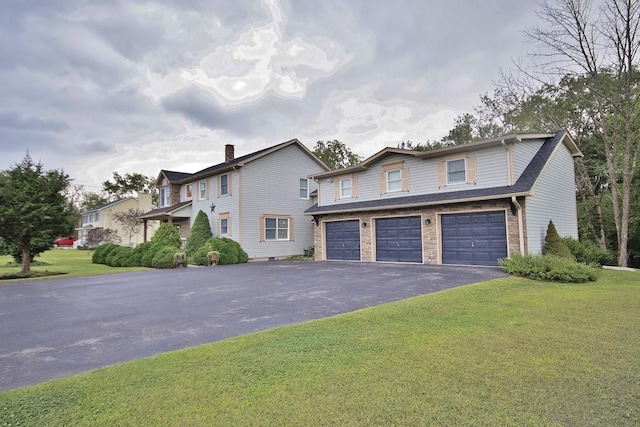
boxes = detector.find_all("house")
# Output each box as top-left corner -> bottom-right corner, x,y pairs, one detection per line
138,140 -> 329,259
305,130 -> 582,266
77,192 -> 156,248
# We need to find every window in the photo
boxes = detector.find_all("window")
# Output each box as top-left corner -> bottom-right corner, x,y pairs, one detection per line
199,180 -> 207,200
185,184 -> 192,198
447,159 -> 466,184
220,174 -> 229,196
340,178 -> 352,198
387,169 -> 402,192
220,218 -> 229,235
299,178 -> 309,199
265,217 -> 289,240
160,187 -> 170,207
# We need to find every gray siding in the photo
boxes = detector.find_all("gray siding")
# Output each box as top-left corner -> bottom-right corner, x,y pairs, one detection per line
512,139 -> 544,181
317,146 -> 509,206
525,143 -> 578,254
241,145 -> 324,259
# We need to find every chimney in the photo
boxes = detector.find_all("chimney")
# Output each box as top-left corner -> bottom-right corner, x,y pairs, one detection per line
225,144 -> 235,162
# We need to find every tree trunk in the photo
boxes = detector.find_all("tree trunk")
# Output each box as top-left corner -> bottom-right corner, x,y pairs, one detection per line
21,242 -> 31,273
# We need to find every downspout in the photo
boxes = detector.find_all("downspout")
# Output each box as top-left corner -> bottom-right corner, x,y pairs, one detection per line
511,196 -> 525,255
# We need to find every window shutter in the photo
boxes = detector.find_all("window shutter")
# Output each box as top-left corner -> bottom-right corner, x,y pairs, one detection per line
379,170 -> 386,194
334,178 -> 339,200
216,176 -> 220,198
259,216 -> 265,242
466,156 -> 477,184
352,175 -> 358,198
228,173 -> 233,196
401,167 -> 410,192
289,217 -> 295,241
437,161 -> 446,188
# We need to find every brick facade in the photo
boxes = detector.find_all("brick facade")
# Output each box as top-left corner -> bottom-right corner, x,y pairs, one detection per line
313,198 -> 527,264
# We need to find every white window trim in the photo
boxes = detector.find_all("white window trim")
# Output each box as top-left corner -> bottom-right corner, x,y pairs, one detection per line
446,158 -> 467,185
265,217 -> 289,241
340,177 -> 353,198
299,178 -> 309,199
220,173 -> 229,196
386,169 -> 402,192
160,187 -> 170,207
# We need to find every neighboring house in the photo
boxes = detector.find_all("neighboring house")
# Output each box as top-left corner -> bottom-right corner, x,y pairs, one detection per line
139,140 -> 329,259
306,130 -> 582,266
77,192 -> 156,248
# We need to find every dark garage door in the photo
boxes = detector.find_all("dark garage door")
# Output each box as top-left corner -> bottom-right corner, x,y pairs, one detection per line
375,216 -> 423,263
441,211 -> 507,266
326,220 -> 361,260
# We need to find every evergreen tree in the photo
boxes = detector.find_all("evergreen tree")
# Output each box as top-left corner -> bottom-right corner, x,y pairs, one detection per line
543,220 -> 574,260
151,223 -> 182,249
185,210 -> 213,256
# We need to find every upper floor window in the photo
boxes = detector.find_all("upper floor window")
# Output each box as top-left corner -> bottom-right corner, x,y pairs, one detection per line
340,177 -> 352,198
387,169 -> 402,192
447,159 -> 466,184
185,184 -> 192,199
220,174 -> 229,196
199,180 -> 207,200
160,187 -> 170,207
299,178 -> 309,199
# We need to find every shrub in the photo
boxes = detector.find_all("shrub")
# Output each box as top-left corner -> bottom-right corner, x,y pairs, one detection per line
110,247 -> 136,267
151,223 -> 182,249
499,254 -> 600,283
105,246 -> 128,267
173,252 -> 187,268
131,242 -> 154,266
185,210 -> 213,257
151,246 -> 180,269
92,243 -> 120,265
141,243 -> 163,268
191,245 -> 213,266
304,246 -> 315,258
189,236 -> 249,266
562,237 -> 615,266
542,220 -> 574,260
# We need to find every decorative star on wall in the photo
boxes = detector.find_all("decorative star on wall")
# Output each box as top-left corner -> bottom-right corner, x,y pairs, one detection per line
210,203 -> 216,213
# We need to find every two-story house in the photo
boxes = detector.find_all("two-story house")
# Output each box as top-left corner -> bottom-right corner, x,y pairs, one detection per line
77,192 -> 156,248
306,130 -> 582,266
139,139 -> 329,259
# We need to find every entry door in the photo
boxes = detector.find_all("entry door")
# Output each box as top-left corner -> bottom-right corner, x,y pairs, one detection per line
375,216 -> 423,263
325,220 -> 361,260
441,212 -> 507,266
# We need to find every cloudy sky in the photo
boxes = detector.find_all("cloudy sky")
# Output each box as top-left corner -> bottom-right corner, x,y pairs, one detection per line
0,0 -> 541,191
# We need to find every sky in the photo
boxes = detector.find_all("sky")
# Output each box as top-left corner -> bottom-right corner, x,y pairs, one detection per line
0,0 -> 542,192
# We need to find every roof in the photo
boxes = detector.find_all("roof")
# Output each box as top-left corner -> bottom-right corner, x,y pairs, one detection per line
306,130 -> 578,215
81,198 -> 133,214
156,139 -> 329,186
137,201 -> 192,220
310,130 -> 582,179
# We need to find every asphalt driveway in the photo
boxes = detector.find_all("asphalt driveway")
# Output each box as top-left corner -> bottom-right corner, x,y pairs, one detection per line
0,261 -> 506,391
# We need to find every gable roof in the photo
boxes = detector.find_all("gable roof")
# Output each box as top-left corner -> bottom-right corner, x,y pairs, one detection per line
137,200 -> 192,220
155,139 -> 329,186
310,130 -> 582,179
306,130 -> 580,215
81,198 -> 133,214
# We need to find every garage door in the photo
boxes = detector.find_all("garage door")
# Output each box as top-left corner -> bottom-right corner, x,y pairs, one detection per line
441,211 -> 507,266
375,216 -> 423,263
325,220 -> 360,260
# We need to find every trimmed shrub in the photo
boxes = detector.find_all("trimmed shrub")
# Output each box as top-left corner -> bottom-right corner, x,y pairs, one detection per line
562,237 -> 615,266
141,243 -> 163,268
185,210 -> 213,257
499,254 -> 600,283
151,223 -> 182,249
191,245 -> 213,266
105,246 -> 128,267
131,242 -> 154,266
189,236 -> 249,266
542,220 -> 574,260
110,247 -> 136,267
151,246 -> 180,269
92,243 -> 120,265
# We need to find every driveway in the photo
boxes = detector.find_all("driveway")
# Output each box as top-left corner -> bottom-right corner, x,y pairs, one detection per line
0,261 -> 506,391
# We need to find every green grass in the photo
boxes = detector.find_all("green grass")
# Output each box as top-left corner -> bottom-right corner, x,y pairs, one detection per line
0,249 -> 148,281
1,271 -> 638,426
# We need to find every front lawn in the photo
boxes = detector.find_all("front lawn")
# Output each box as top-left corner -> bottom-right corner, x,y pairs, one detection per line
0,248 -> 148,281
0,270 -> 638,426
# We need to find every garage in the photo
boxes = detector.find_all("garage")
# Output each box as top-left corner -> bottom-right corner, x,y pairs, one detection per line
441,211 -> 507,266
375,216 -> 423,263
325,220 -> 361,260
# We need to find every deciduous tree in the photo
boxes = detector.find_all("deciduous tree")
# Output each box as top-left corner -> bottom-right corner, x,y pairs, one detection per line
312,140 -> 361,170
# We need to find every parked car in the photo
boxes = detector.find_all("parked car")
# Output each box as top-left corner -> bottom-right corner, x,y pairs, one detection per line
54,236 -> 77,247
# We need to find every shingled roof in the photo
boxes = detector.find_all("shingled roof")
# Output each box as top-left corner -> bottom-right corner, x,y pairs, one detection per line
306,130 -> 579,215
